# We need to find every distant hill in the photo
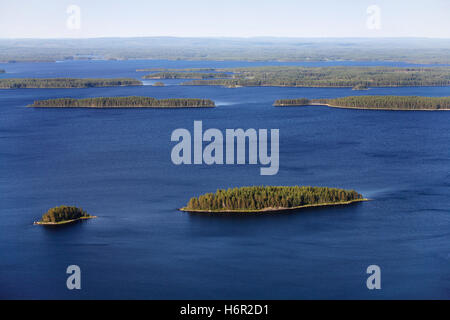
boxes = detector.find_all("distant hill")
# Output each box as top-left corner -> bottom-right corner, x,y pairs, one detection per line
1,37 -> 450,64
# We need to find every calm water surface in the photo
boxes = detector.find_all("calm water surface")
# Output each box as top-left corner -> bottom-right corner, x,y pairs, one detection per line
0,60 -> 449,299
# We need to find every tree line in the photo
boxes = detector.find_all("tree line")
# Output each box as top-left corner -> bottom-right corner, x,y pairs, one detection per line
30,96 -> 216,108
181,66 -> 450,88
40,206 -> 91,223
274,98 -> 311,106
185,186 -> 363,211
143,72 -> 231,80
274,96 -> 450,110
0,78 -> 142,89
137,68 -> 215,72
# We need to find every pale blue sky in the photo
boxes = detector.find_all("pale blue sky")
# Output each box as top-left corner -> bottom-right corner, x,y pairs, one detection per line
0,0 -> 449,38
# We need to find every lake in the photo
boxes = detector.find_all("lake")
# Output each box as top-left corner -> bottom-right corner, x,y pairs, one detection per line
0,60 -> 449,299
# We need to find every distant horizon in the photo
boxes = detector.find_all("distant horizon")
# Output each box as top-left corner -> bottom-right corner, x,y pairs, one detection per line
1,35 -> 450,64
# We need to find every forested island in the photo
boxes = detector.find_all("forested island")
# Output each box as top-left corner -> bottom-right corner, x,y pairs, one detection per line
137,68 -> 216,72
181,186 -> 366,213
274,96 -> 450,110
181,66 -> 450,88
0,69 -> 4,73
34,206 -> 95,225
0,78 -> 142,89
143,72 -> 231,79
29,96 -> 216,108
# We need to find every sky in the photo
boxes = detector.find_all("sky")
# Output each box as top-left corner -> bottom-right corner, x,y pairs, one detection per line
0,0 -> 449,38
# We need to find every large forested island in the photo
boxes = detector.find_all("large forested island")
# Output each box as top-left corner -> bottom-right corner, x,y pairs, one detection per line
274,96 -> 450,110
143,72 -> 231,79
34,206 -> 95,225
0,78 -> 142,89
181,186 -> 366,213
29,96 -> 216,108
181,66 -> 450,88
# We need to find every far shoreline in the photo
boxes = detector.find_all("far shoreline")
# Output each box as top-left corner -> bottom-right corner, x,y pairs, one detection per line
275,103 -> 450,111
0,84 -> 143,90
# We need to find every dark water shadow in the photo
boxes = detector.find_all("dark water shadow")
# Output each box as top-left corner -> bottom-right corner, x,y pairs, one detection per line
38,219 -> 93,233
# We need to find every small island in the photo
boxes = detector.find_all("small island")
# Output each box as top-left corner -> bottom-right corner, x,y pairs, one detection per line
0,78 -> 142,89
352,84 -> 369,90
34,206 -> 96,225
152,82 -> 165,86
274,96 -> 450,110
0,69 -> 5,73
29,96 -> 216,108
180,186 -> 366,213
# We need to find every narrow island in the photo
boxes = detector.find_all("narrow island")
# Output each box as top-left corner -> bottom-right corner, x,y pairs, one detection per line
29,96 -> 216,108
0,69 -> 5,73
0,78 -> 142,89
143,72 -> 231,80
180,66 -> 450,88
273,96 -> 450,110
180,186 -> 367,213
34,205 -> 96,225
137,68 -> 216,72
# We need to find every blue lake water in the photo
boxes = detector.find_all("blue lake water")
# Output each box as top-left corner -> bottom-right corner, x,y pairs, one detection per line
0,60 -> 449,299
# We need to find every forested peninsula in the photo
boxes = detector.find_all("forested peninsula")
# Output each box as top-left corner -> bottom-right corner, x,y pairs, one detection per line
0,78 -> 142,89
34,206 -> 95,225
274,96 -> 450,110
143,72 -> 231,79
181,66 -> 450,88
181,186 -> 366,213
29,96 -> 216,108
